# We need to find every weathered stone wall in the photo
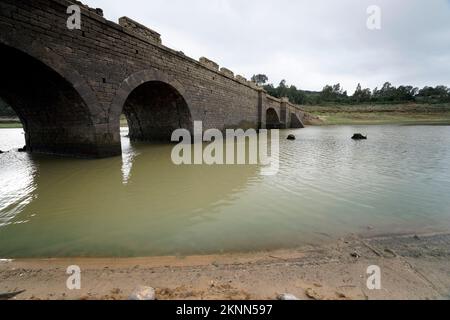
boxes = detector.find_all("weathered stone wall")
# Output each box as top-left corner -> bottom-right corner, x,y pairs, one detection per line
0,0 -> 306,157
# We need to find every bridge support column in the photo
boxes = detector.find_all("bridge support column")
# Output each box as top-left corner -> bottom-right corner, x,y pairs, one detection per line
280,98 -> 289,129
257,90 -> 264,129
18,120 -> 122,158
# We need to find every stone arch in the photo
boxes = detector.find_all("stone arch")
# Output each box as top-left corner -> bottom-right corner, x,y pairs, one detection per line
111,69 -> 194,142
290,113 -> 305,129
0,42 -> 114,157
0,35 -> 100,118
266,108 -> 281,129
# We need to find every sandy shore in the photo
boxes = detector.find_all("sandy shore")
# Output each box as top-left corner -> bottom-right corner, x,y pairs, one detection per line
1,232 -> 449,300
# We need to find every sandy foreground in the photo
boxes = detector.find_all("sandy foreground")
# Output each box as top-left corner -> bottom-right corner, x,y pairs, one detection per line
0,232 -> 449,300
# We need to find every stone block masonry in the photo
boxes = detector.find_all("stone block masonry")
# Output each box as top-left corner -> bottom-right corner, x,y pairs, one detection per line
0,0 -> 306,158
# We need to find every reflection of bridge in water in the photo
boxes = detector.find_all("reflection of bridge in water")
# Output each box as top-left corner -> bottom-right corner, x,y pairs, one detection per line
0,0 -> 306,158
0,133 -> 262,257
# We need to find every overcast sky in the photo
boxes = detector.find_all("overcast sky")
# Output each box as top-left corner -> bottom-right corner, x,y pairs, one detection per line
83,0 -> 450,93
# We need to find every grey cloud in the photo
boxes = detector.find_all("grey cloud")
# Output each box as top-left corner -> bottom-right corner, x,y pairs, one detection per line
83,0 -> 450,92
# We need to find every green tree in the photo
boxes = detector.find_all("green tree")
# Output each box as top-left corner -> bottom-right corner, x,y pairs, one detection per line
353,83 -> 372,103
251,74 -> 269,86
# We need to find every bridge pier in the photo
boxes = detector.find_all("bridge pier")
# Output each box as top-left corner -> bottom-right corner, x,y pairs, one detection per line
279,98 -> 290,129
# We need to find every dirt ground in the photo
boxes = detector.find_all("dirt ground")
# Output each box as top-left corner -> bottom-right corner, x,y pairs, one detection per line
1,232 -> 449,300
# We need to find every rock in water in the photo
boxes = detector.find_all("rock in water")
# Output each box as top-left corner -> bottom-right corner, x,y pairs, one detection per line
287,134 -> 296,140
0,150 -> 3,154
278,293 -> 300,300
129,286 -> 156,300
351,133 -> 367,140
18,146 -> 27,152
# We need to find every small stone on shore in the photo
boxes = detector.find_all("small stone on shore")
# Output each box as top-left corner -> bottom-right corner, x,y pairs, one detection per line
129,286 -> 156,301
278,293 -> 300,300
305,288 -> 322,300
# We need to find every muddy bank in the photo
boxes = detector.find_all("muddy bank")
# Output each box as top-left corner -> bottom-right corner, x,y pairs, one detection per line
0,232 -> 449,300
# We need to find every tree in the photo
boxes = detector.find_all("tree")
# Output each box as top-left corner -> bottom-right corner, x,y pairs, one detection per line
353,83 -> 372,103
320,83 -> 347,102
417,85 -> 450,103
251,74 -> 269,86
278,79 -> 289,97
261,76 -> 449,106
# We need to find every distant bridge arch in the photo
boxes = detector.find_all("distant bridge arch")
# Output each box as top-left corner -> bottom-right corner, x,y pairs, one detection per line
290,113 -> 305,129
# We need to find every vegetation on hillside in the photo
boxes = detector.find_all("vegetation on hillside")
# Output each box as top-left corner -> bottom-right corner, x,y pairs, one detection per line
301,103 -> 450,125
250,74 -> 450,106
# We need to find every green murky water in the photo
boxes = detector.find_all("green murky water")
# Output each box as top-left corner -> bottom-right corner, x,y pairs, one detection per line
1,126 -> 450,258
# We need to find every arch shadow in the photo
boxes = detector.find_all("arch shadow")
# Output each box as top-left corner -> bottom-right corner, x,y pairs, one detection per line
111,69 -> 194,142
266,108 -> 282,129
290,113 -> 305,129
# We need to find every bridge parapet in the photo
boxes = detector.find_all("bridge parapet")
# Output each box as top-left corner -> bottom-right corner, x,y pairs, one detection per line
199,57 -> 220,71
235,75 -> 247,83
119,17 -> 162,44
73,0 -> 104,17
220,67 -> 234,78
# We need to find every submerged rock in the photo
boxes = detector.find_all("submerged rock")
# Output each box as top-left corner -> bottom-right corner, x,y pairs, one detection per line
287,134 -> 296,140
0,150 -> 3,154
129,286 -> 156,300
351,133 -> 367,140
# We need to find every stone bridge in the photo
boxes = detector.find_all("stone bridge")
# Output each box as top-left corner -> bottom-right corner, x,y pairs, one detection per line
0,0 -> 306,158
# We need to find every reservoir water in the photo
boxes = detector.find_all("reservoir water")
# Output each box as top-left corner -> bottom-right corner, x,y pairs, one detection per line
1,125 -> 450,258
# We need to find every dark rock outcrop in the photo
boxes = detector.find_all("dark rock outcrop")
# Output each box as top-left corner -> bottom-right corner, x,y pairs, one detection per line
287,134 -> 296,140
352,134 -> 367,140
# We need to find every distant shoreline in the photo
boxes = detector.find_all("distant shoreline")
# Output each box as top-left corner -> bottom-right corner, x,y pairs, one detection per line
2,103 -> 450,128
0,117 -> 21,128
303,102 -> 450,125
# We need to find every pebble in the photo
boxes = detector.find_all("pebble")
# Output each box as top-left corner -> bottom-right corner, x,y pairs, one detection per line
129,286 -> 156,301
278,293 -> 300,300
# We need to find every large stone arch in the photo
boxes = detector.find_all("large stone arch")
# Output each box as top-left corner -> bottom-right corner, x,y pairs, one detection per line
0,34 -> 101,119
0,40 -> 117,157
110,69 -> 194,142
